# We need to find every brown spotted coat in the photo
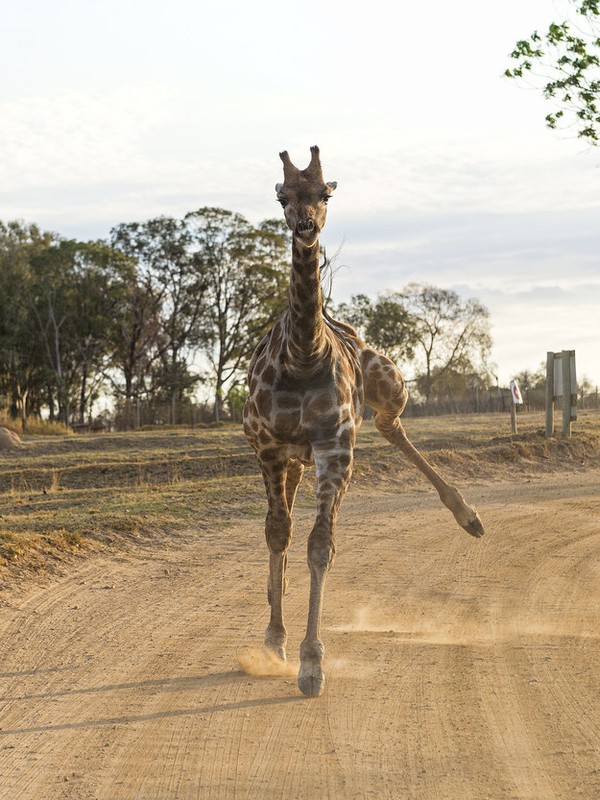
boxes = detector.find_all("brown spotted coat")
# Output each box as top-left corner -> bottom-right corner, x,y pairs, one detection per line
243,147 -> 483,697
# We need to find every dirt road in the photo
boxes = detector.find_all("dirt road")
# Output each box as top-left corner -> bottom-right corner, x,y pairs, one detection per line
0,469 -> 599,799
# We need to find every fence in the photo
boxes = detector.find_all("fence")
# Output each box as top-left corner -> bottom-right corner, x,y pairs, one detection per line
95,384 -> 600,428
7,384 -> 598,431
404,385 -> 599,419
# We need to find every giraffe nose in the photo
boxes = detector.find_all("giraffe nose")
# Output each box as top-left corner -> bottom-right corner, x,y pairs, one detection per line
296,219 -> 315,234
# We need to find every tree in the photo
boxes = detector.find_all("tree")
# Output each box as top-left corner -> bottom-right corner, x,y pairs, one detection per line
185,208 -> 290,421
513,365 -> 546,392
107,278 -> 163,428
68,242 -> 135,424
335,292 -> 418,363
398,284 -> 492,402
334,293 -> 372,334
111,216 -> 208,423
28,239 -> 134,425
506,1 -> 600,144
0,208 -> 297,427
578,374 -> 595,406
0,221 -> 55,426
416,365 -> 490,409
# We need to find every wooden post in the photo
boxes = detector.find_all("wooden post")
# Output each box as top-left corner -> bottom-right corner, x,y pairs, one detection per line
510,402 -> 517,435
561,350 -> 572,438
545,351 -> 555,437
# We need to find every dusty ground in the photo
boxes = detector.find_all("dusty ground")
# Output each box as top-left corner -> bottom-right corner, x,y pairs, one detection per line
0,466 -> 598,799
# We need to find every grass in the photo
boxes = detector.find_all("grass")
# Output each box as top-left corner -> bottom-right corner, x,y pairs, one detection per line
0,410 -> 598,585
0,411 -> 73,436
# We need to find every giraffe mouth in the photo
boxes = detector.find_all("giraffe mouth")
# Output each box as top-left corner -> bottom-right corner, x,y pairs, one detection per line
295,220 -> 319,243
297,219 -> 315,232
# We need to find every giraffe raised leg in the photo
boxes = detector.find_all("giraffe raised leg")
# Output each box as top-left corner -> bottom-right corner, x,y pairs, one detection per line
361,349 -> 484,537
298,437 -> 353,697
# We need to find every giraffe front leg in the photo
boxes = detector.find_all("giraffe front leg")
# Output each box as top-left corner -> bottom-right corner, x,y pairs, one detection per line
266,550 -> 288,661
261,459 -> 293,662
298,536 -> 329,697
298,440 -> 352,697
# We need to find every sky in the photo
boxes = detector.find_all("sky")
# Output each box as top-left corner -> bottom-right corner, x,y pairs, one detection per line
2,0 -> 600,390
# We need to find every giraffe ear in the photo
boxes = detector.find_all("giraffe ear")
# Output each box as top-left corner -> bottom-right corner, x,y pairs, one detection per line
326,181 -> 337,193
275,183 -> 284,194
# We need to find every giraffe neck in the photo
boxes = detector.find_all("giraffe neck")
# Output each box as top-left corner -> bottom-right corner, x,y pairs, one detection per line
286,237 -> 328,369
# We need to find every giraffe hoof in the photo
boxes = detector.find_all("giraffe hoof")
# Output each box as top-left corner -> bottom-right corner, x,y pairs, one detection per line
298,664 -> 325,697
463,514 -> 484,538
264,640 -> 287,662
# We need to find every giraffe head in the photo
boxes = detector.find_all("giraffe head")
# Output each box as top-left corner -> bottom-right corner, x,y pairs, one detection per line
275,146 -> 337,248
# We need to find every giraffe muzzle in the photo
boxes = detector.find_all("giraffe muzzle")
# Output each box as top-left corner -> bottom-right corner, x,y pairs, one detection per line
296,219 -> 315,234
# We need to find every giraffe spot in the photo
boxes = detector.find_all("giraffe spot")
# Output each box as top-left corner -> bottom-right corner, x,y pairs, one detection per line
337,452 -> 352,471
277,394 -> 301,409
321,410 -> 343,427
295,284 -> 309,303
274,411 -> 300,433
244,401 -> 258,418
379,381 -> 392,400
338,428 -> 353,450
255,355 -> 267,373
255,389 -> 273,417
258,429 -> 273,445
260,447 -> 281,462
271,325 -> 283,348
263,365 -> 276,384
307,392 -> 334,415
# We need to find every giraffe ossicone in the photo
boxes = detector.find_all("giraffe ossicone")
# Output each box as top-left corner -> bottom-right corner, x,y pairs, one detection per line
243,146 -> 484,697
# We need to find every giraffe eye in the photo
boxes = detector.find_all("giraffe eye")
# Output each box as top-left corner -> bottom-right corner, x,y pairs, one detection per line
322,194 -> 330,204
277,196 -> 288,208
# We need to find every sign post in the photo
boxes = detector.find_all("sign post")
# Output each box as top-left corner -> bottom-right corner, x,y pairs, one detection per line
509,380 -> 523,434
545,350 -> 577,438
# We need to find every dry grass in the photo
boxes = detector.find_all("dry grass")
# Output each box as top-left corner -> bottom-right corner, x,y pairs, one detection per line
0,411 -> 73,436
0,410 -> 598,587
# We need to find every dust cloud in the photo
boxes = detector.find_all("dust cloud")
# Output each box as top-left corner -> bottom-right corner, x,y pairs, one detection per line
237,646 -> 298,677
329,603 -> 599,645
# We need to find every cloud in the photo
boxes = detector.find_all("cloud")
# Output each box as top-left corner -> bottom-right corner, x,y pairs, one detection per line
324,204 -> 600,386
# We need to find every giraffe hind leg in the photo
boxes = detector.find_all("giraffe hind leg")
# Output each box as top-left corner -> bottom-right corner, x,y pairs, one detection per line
375,412 -> 484,537
362,348 -> 484,537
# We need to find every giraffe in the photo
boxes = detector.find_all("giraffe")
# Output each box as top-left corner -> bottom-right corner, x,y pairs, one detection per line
243,146 -> 484,697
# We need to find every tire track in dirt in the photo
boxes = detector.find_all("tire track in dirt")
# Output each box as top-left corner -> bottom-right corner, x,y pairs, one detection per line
471,487 -> 600,799
514,508 -> 600,798
0,470 -> 598,799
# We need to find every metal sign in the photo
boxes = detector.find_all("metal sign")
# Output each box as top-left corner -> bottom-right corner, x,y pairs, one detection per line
546,350 -> 577,437
553,352 -> 577,397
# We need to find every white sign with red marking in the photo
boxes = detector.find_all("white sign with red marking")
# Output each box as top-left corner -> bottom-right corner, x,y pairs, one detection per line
509,380 -> 523,405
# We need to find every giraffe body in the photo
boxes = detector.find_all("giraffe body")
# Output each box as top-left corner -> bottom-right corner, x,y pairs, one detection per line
243,146 -> 483,697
